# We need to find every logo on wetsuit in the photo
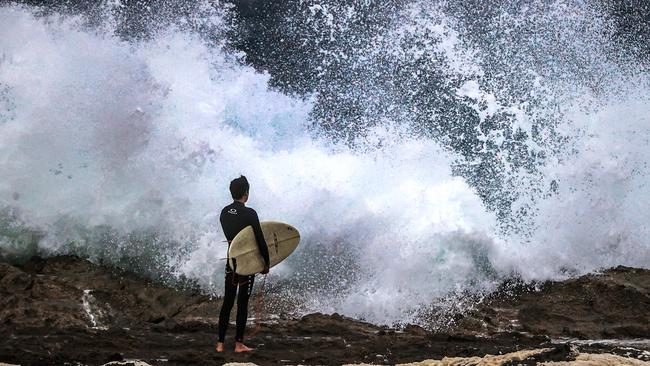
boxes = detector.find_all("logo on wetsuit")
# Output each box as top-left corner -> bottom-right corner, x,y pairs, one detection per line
228,208 -> 237,215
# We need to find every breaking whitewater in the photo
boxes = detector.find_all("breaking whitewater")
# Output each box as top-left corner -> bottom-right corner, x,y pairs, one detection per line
1,0 -> 650,328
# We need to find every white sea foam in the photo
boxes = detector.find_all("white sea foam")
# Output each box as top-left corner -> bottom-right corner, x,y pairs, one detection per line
0,3 -> 649,325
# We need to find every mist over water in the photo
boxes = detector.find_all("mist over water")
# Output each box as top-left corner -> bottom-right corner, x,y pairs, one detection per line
1,1 -> 649,325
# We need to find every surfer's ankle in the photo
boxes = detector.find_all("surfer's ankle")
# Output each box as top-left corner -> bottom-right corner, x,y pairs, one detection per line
234,342 -> 254,353
215,342 -> 225,353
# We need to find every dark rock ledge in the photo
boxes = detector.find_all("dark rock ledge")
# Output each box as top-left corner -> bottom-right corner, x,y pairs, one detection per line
1,256 -> 649,365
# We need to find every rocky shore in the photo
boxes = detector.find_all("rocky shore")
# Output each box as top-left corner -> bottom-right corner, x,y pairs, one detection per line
1,256 -> 649,365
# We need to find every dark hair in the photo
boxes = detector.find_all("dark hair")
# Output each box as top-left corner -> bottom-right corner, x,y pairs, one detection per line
229,175 -> 250,200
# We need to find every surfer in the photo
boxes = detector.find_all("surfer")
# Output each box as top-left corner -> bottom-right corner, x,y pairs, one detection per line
216,175 -> 270,353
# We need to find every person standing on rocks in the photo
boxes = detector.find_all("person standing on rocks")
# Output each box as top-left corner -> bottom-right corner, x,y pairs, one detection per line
216,175 -> 270,353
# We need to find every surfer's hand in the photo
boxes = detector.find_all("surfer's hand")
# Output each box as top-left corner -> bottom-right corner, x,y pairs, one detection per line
261,265 -> 269,274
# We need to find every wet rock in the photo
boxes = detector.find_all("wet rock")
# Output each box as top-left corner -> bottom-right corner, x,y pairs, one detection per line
454,266 -> 650,339
0,263 -> 32,292
0,256 -> 649,366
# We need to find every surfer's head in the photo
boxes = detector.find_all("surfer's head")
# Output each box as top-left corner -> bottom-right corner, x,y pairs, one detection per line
230,175 -> 250,202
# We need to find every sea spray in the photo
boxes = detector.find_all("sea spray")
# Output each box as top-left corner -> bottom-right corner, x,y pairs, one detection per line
0,4 -> 500,324
0,1 -> 649,326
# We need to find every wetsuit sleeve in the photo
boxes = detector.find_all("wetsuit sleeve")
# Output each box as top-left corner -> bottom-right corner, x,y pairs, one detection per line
250,210 -> 270,267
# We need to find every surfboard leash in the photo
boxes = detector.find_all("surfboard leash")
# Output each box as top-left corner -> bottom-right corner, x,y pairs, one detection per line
248,273 -> 268,338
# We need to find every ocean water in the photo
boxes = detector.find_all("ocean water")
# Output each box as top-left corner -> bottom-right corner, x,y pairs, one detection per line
0,1 -> 649,325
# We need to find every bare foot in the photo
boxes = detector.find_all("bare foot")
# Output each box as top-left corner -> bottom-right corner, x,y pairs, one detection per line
215,342 -> 224,353
234,342 -> 254,353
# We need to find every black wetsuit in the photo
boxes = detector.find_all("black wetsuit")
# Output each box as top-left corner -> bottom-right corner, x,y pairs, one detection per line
217,200 -> 270,343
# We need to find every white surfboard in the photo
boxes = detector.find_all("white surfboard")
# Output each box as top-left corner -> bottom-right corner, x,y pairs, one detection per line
228,221 -> 300,275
